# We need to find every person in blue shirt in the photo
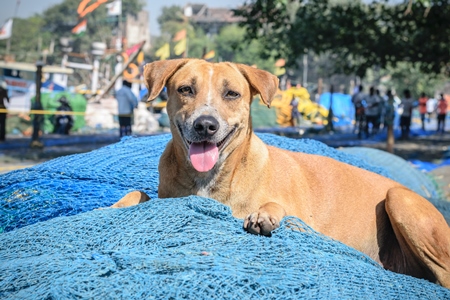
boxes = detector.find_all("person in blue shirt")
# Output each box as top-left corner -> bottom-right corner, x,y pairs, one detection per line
116,80 -> 138,137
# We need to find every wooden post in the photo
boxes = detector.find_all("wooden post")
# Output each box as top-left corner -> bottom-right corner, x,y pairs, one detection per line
326,85 -> 334,132
387,125 -> 394,153
31,61 -> 44,148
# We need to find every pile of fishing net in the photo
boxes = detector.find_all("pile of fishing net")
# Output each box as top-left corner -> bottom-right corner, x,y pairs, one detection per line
1,133 -> 449,298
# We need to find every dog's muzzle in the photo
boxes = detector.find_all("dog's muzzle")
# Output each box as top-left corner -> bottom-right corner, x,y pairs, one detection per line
177,115 -> 236,173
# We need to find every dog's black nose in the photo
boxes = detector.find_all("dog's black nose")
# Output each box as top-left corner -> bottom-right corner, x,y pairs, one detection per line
193,115 -> 220,137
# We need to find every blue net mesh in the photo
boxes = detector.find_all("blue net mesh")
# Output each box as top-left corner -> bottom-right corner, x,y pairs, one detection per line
1,133 -> 450,298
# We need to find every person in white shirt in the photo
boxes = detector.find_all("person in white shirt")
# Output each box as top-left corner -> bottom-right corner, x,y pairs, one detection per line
426,97 -> 437,123
364,87 -> 381,136
399,89 -> 416,140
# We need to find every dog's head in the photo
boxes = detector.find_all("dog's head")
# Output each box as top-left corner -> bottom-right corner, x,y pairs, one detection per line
144,58 -> 279,173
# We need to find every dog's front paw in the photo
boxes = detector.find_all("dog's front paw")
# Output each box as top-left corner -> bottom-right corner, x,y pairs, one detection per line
243,211 -> 280,237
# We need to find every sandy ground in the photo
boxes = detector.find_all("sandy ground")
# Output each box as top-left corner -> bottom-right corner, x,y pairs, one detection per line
0,141 -> 113,174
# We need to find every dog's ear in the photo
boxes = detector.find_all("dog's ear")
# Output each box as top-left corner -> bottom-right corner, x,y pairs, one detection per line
143,59 -> 190,101
236,64 -> 279,107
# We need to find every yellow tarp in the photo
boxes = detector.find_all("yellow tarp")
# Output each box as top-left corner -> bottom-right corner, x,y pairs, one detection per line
270,87 -> 329,126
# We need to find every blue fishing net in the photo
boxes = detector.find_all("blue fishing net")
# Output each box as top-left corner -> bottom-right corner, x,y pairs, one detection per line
1,133 -> 449,298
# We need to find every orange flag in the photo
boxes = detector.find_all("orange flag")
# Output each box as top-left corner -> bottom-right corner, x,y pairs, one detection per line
77,0 -> 108,18
275,58 -> 286,67
203,50 -> 215,60
173,29 -> 187,42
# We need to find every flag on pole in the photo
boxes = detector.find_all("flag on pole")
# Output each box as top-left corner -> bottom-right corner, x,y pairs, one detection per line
203,50 -> 215,60
106,0 -> 122,16
173,29 -> 186,42
0,19 -> 13,40
155,43 -> 170,60
274,58 -> 286,76
174,38 -> 187,56
275,58 -> 286,67
72,19 -> 87,37
77,0 -> 107,18
125,41 -> 144,56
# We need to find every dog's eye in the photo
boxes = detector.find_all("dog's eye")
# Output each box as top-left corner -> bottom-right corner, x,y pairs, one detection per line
224,90 -> 240,99
178,86 -> 194,96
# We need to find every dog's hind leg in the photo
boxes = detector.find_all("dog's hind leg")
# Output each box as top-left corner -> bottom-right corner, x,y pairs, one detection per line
385,187 -> 450,287
110,191 -> 150,208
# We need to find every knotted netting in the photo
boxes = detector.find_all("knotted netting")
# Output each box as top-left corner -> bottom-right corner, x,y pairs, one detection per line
1,133 -> 449,299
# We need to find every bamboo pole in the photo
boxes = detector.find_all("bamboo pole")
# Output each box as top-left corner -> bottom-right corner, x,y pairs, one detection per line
91,40 -> 146,103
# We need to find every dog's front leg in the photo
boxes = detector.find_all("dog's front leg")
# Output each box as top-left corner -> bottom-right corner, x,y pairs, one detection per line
243,202 -> 286,236
110,191 -> 150,208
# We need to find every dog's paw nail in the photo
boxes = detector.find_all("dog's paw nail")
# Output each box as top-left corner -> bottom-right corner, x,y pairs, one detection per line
270,217 -> 280,228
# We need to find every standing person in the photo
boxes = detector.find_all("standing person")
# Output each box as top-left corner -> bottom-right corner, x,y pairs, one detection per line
290,96 -> 300,127
364,87 -> 381,137
418,92 -> 428,130
116,80 -> 139,137
374,89 -> 384,133
437,93 -> 448,133
0,81 -> 9,142
351,85 -> 366,138
384,90 -> 396,153
399,89 -> 415,140
289,81 -> 301,127
427,96 -> 437,123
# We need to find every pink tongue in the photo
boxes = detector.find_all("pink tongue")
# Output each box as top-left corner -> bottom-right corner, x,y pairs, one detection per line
189,142 -> 219,172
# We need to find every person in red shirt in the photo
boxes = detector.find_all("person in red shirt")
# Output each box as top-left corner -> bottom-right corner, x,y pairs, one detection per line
418,92 -> 428,130
437,93 -> 448,133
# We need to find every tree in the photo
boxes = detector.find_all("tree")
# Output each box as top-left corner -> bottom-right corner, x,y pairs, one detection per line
150,5 -> 276,71
0,16 -> 50,62
43,0 -> 145,53
215,25 -> 275,72
377,62 -> 447,98
0,0 -> 145,60
157,5 -> 186,27
235,0 -> 450,76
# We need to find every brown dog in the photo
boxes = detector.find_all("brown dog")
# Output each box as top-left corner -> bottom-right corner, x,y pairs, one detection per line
113,58 -> 450,287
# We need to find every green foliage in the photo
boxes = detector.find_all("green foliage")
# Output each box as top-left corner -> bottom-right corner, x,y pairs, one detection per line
380,62 -> 447,98
43,0 -> 144,53
157,5 -> 186,27
1,0 -> 144,59
215,25 -> 275,71
235,0 -> 450,76
153,7 -> 276,72
0,16 -> 50,62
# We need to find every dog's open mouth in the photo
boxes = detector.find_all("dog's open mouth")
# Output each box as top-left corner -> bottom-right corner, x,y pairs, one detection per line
177,124 -> 236,173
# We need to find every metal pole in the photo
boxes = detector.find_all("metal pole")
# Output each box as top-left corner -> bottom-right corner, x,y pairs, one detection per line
6,39 -> 10,56
118,7 -> 123,51
302,53 -> 308,87
6,0 -> 20,55
91,58 -> 100,95
31,61 -> 44,147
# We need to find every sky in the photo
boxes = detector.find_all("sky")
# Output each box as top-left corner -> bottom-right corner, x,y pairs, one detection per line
1,0 -> 245,36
